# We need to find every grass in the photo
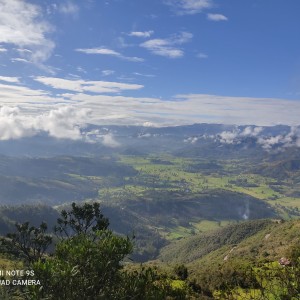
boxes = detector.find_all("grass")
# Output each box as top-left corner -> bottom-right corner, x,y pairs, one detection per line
164,226 -> 192,241
118,155 -> 293,201
273,196 -> 300,208
218,261 -> 300,300
0,255 -> 23,279
192,220 -> 232,233
101,155 -> 300,227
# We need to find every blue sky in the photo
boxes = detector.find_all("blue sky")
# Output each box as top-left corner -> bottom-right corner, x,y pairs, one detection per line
0,0 -> 300,139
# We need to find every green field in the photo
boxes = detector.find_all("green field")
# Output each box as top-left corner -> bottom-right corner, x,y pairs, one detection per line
55,154 -> 293,241
116,155 -> 300,213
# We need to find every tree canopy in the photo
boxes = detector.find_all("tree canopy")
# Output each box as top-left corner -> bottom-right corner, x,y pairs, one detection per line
1,202 -> 191,300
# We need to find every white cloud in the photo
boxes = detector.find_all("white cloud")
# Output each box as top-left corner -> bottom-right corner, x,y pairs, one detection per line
174,94 -> 300,126
76,66 -> 87,73
0,106 -> 36,140
34,76 -> 143,94
41,106 -> 89,140
219,126 -> 263,144
16,48 -> 32,54
0,47 -> 7,52
73,128 -> 121,147
257,127 -> 300,150
133,72 -> 155,78
101,133 -> 120,148
75,47 -> 144,62
141,39 -> 183,58
0,76 -> 20,83
184,136 -> 199,144
115,37 -> 134,48
140,32 -> 193,58
241,126 -> 263,137
196,52 -> 208,59
217,126 -> 300,151
11,58 -> 30,63
58,1 -> 79,15
138,133 -> 152,138
76,48 -> 119,55
102,70 -> 115,76
129,31 -> 154,38
0,82 -> 55,106
165,0 -> 213,15
53,92 -> 300,127
219,131 -> 238,144
0,106 -> 89,140
143,122 -> 157,127
0,79 -> 300,129
0,0 -> 55,63
216,125 -> 300,152
257,135 -> 284,150
207,13 -> 228,21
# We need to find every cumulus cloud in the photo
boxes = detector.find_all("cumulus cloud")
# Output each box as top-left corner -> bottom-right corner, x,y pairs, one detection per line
128,31 -> 154,38
207,13 -> 228,21
75,47 -> 144,62
101,133 -> 120,148
164,0 -> 213,15
41,106 -> 90,139
140,32 -> 193,58
219,126 -> 263,144
0,106 -> 90,140
257,135 -> 285,150
0,106 -> 36,140
219,130 -> 239,144
34,76 -> 143,93
218,126 -> 300,151
184,136 -> 199,144
241,126 -> 263,137
84,128 -> 120,147
257,127 -> 300,150
0,0 -> 55,63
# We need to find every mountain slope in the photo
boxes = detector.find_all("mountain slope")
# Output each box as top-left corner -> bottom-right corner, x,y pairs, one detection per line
159,219 -> 272,264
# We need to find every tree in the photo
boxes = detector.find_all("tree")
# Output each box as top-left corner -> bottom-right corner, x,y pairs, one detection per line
54,202 -> 109,239
32,230 -> 133,299
4,202 -> 192,299
174,264 -> 188,280
5,221 -> 52,264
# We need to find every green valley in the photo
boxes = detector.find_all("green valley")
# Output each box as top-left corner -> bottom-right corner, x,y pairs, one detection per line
0,124 -> 300,299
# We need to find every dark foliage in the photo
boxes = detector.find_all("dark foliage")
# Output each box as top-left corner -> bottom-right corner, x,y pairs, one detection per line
54,202 -> 109,238
4,222 -> 52,264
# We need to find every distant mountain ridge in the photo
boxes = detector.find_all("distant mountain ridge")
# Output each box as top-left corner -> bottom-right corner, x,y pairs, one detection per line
0,123 -> 297,157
